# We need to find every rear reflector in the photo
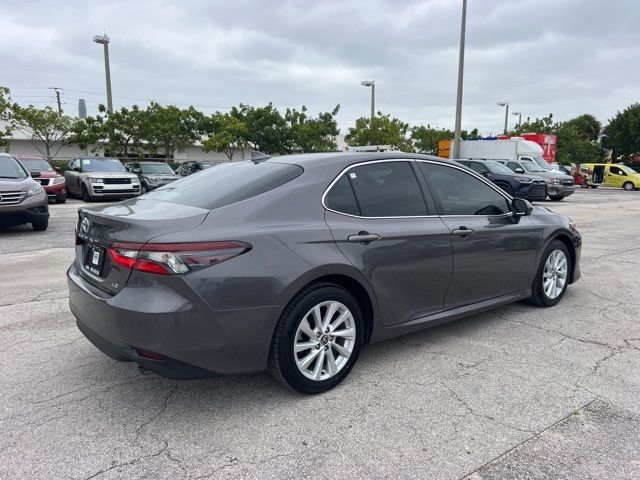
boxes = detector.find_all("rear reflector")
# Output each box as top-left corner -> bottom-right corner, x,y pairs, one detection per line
108,241 -> 251,275
135,349 -> 166,362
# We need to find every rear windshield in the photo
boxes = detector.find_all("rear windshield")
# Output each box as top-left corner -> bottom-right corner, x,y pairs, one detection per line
0,156 -> 28,179
145,161 -> 303,209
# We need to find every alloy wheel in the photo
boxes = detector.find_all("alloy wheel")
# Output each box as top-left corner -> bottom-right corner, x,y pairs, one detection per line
542,250 -> 568,299
293,301 -> 356,381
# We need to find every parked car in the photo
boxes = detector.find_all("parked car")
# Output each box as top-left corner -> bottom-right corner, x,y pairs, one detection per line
456,159 -> 547,201
175,160 -> 220,176
68,153 -> 581,393
16,155 -> 67,203
580,163 -> 640,191
498,158 -> 575,201
64,157 -> 141,201
0,153 -> 49,231
125,161 -> 181,193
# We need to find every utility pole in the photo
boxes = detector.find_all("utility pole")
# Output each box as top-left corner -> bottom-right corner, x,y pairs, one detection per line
49,87 -> 62,114
93,34 -> 113,113
452,0 -> 467,159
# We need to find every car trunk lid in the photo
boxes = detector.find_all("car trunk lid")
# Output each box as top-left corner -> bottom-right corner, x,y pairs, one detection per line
75,197 -> 210,295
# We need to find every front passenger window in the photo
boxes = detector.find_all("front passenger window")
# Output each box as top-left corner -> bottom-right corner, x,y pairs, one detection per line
419,163 -> 511,216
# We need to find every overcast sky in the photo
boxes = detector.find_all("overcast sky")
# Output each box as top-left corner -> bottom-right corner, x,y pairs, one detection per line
1,0 -> 639,135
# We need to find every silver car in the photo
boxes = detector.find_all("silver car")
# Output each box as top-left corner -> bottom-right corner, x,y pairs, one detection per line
64,157 -> 140,201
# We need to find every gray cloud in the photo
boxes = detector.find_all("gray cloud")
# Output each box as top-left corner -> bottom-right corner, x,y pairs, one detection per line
1,0 -> 638,135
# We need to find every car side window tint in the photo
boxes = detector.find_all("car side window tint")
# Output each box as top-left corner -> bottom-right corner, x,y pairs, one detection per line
507,162 -> 520,172
420,163 -> 511,216
325,174 -> 361,216
610,166 -> 625,176
347,161 -> 427,217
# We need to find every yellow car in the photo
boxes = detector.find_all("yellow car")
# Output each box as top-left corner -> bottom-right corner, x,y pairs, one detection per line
581,163 -> 640,191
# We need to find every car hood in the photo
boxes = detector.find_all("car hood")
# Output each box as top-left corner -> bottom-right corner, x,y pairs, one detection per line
79,172 -> 138,178
0,177 -> 39,192
31,171 -> 59,179
142,174 -> 181,180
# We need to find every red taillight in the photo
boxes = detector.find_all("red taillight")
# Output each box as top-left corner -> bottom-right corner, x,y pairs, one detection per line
108,241 -> 251,275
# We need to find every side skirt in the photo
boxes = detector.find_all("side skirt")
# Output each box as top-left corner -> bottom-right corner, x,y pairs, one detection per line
370,289 -> 531,343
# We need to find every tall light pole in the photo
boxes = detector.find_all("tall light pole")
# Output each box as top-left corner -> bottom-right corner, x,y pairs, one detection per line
512,111 -> 522,128
452,0 -> 467,159
361,80 -> 375,122
93,34 -> 113,113
497,101 -> 509,134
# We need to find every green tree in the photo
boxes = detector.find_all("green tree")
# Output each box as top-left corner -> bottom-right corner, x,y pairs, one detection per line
411,125 -> 453,154
285,104 -> 340,153
564,114 -> 601,142
11,104 -> 73,159
202,112 -> 248,160
555,122 -> 602,165
231,103 -> 288,154
345,114 -> 413,152
144,103 -> 204,159
0,87 -> 13,151
602,103 -> 640,162
510,113 -> 555,136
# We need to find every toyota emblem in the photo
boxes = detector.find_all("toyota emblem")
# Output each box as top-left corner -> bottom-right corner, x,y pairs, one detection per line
81,217 -> 90,233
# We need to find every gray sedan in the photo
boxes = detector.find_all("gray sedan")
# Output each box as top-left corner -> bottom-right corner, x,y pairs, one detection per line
68,153 -> 581,393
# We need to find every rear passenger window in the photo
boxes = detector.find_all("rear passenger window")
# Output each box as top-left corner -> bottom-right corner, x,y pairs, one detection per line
420,163 -> 511,216
347,161 -> 428,217
325,175 -> 360,216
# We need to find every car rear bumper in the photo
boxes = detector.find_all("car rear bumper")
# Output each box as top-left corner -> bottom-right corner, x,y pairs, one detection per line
67,262 -> 281,378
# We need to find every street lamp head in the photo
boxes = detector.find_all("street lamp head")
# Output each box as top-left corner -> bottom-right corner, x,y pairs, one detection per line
497,101 -> 508,107
93,34 -> 110,45
361,80 -> 374,87
512,111 -> 521,115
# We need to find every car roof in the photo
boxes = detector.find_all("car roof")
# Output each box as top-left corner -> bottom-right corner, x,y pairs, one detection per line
267,152 -> 457,172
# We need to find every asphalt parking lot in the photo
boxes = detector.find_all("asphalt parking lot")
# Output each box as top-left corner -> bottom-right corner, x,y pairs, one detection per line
1,189 -> 639,479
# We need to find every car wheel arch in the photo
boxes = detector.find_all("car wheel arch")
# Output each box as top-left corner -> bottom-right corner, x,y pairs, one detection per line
278,269 -> 378,345
543,231 -> 577,283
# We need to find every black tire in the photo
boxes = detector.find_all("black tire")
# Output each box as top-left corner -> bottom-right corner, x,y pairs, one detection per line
141,183 -> 149,194
549,195 -> 564,201
590,185 -> 598,189
56,195 -> 67,204
32,220 -> 48,231
81,185 -> 93,202
623,181 -> 634,191
527,239 -> 571,307
268,282 -> 364,394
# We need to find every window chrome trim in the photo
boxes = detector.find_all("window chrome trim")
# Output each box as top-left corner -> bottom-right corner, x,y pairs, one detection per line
321,159 -> 439,219
322,158 -> 515,219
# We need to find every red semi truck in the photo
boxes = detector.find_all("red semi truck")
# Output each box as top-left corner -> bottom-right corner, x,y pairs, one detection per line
497,133 -> 557,163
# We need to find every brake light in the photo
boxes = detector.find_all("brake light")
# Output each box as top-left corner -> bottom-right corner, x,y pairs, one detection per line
108,241 -> 251,275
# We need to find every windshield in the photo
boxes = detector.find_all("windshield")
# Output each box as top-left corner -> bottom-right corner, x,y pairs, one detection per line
19,158 -> 53,171
621,165 -> 638,175
521,160 -> 546,173
532,156 -> 552,171
140,163 -> 175,174
0,156 -> 28,179
146,162 -> 303,210
81,158 -> 126,173
485,161 -> 515,175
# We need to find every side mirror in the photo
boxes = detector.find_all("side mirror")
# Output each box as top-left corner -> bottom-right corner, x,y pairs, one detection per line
72,165 -> 80,172
512,198 -> 533,217
54,166 -> 61,172
132,168 -> 142,174
30,170 -> 41,178
479,171 -> 488,177
515,167 -> 525,174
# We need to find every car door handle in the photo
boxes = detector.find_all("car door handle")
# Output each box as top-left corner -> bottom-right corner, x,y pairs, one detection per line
348,232 -> 381,245
451,227 -> 476,237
